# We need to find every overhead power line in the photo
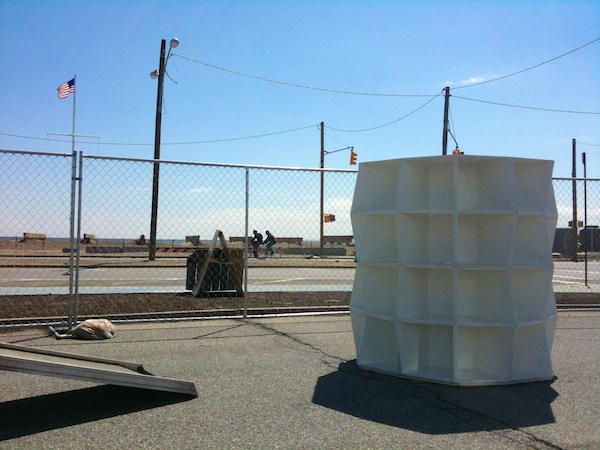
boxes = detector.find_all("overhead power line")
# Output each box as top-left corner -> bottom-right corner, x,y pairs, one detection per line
452,95 -> 600,115
0,133 -> 63,143
152,124 -> 318,145
174,37 -> 599,96
327,90 -> 444,132
0,125 -> 318,147
2,39 -> 598,146
172,54 -> 435,98
454,37 -> 600,89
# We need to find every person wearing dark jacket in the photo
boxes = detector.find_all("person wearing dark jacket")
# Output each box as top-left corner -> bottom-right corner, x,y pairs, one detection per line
251,230 -> 263,258
263,230 -> 276,256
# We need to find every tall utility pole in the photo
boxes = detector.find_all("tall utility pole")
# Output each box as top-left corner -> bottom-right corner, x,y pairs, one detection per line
319,122 -> 325,257
149,39 -> 167,261
442,86 -> 450,155
318,124 -> 352,257
148,37 -> 179,260
572,138 -> 578,262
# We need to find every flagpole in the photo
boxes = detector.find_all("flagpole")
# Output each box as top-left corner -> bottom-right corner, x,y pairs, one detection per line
52,76 -> 99,328
72,75 -> 76,151
68,74 -> 77,328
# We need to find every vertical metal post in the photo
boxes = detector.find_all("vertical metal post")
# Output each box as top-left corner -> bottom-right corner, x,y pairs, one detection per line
572,138 -> 578,262
243,167 -> 249,318
442,86 -> 450,155
73,151 -> 84,323
68,150 -> 77,327
583,151 -> 588,286
67,75 -> 77,328
149,39 -> 167,261
319,122 -> 325,257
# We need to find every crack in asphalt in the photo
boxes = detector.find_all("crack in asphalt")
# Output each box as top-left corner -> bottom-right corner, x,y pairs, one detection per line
247,318 -> 564,450
244,319 -> 348,371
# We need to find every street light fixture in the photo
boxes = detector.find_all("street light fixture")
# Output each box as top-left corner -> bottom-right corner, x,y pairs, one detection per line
149,38 -> 179,261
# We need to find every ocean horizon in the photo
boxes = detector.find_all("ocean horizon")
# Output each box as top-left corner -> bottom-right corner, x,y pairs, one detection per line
0,236 -> 323,245
0,236 -> 187,244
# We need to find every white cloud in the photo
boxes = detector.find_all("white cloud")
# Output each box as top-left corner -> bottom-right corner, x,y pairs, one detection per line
442,76 -> 494,87
460,76 -> 487,85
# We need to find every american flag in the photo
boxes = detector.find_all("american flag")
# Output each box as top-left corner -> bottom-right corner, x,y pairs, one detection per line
57,78 -> 75,99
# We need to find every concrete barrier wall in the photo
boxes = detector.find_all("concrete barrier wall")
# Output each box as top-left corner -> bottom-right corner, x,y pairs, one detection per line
22,233 -> 46,241
230,236 -> 304,245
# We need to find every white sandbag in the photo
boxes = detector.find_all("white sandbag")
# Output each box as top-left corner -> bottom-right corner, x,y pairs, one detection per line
62,319 -> 116,340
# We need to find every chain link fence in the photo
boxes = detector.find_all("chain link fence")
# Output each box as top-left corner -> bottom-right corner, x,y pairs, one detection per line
0,150 -> 75,327
1,149 -> 597,328
551,177 -> 600,291
1,150 -> 356,327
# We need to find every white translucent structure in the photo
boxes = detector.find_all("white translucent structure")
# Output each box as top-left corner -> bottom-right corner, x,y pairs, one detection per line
350,155 -> 558,386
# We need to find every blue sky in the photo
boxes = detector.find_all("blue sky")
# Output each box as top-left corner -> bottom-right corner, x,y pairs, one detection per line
0,0 -> 598,177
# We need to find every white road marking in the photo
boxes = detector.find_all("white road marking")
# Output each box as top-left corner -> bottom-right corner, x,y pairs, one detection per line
259,278 -> 309,284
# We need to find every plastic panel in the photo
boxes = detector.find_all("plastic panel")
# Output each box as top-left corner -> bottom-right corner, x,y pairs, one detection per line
350,155 -> 557,385
512,269 -> 555,322
456,269 -> 513,324
456,326 -> 514,384
397,213 -> 453,265
456,157 -> 515,211
360,214 -> 398,263
512,323 -> 554,381
397,323 -> 454,383
513,159 -> 555,213
357,316 -> 399,374
356,265 -> 399,317
351,161 -> 399,213
513,215 -> 554,266
457,213 -> 513,266
397,158 -> 454,211
397,268 -> 453,322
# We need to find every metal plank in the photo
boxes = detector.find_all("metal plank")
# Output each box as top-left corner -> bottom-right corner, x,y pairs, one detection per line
0,342 -> 197,397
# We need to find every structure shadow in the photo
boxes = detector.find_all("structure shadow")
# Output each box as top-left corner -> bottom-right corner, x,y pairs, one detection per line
312,360 -> 558,435
0,385 -> 194,441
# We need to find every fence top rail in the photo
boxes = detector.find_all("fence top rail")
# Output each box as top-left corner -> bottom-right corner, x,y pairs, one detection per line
0,149 -> 72,158
81,153 -> 358,173
6,150 -> 598,179
553,177 -> 600,182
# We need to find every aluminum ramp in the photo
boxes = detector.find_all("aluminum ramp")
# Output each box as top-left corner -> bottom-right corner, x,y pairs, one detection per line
0,342 -> 198,397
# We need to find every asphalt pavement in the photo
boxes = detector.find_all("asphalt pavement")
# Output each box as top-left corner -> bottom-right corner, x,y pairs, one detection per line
0,311 -> 598,449
1,261 -> 596,295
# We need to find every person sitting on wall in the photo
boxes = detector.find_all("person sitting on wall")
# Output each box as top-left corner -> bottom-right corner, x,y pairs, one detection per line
136,234 -> 146,245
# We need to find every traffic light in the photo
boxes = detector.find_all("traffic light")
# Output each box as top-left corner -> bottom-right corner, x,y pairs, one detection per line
350,150 -> 357,165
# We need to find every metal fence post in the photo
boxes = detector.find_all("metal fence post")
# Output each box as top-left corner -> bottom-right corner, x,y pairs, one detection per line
73,151 -> 84,325
10,150 -> 600,327
68,150 -> 78,328
243,167 -> 249,318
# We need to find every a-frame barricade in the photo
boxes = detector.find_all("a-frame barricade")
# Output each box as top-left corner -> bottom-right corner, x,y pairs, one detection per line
188,230 -> 244,297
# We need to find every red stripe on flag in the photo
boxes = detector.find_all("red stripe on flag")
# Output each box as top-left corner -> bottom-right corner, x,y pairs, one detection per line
57,79 -> 75,99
